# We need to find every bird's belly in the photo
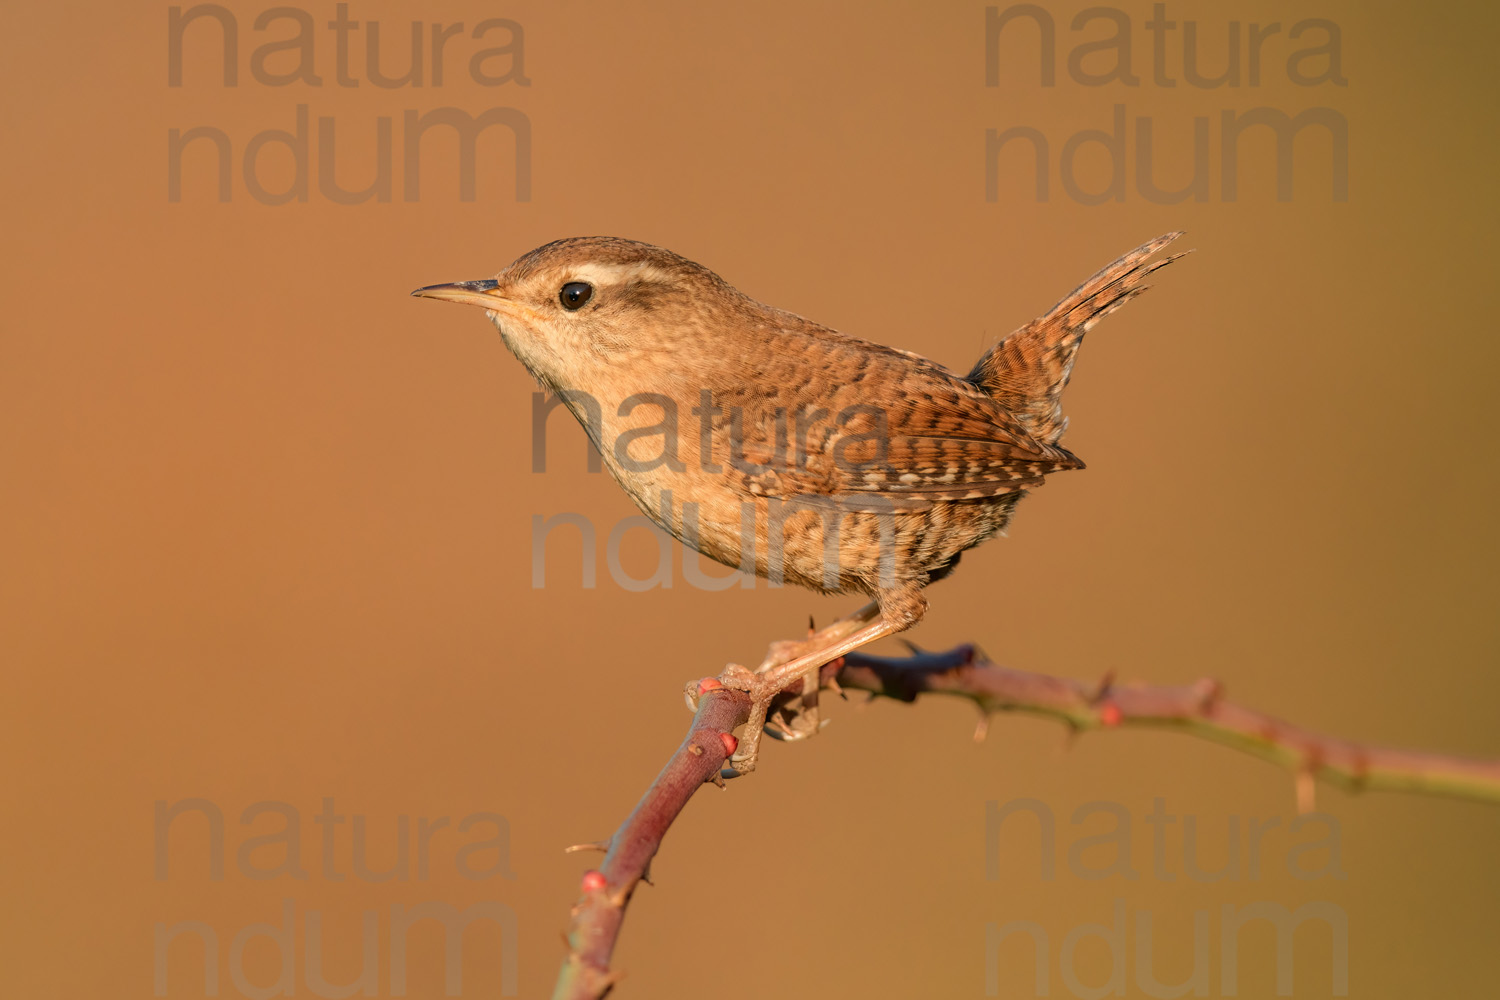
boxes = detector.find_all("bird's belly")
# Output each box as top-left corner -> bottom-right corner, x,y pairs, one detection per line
614,467 -> 1023,597
587,391 -> 1026,596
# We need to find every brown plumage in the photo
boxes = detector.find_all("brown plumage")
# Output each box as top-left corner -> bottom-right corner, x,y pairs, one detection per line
413,231 -> 1187,770
968,231 -> 1186,446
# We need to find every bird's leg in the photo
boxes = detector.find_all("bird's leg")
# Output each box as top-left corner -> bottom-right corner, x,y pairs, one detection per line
757,602 -> 880,672
727,616 -> 901,774
756,602 -> 880,742
723,587 -> 926,775
727,609 -> 905,775
759,614 -> 902,696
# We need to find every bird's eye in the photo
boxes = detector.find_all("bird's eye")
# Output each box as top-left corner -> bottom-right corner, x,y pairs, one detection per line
559,281 -> 594,310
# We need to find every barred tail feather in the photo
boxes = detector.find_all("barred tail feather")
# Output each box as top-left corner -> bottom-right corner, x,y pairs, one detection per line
968,232 -> 1188,446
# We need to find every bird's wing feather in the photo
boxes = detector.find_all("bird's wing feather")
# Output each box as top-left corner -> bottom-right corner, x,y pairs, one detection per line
716,342 -> 1082,510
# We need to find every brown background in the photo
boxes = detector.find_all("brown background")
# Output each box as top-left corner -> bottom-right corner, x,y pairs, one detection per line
3,1 -> 1498,997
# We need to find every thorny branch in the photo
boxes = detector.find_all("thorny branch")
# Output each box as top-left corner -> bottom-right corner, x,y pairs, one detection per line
552,644 -> 1500,999
552,680 -> 752,1000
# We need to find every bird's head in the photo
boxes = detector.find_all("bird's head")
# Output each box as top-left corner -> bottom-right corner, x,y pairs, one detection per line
412,237 -> 748,395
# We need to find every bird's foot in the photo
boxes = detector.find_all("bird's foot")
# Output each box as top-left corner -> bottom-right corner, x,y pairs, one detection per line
713,667 -> 774,776
720,610 -> 902,776
765,671 -> 826,743
709,613 -> 860,772
708,664 -> 823,776
703,597 -> 912,776
757,646 -> 824,744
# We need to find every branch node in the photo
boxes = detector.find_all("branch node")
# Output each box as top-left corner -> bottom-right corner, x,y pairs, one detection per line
1091,669 -> 1117,704
1191,677 -> 1224,715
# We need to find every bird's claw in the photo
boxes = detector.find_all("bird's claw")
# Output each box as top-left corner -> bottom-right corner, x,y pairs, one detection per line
764,711 -> 830,742
719,605 -> 892,776
762,721 -> 795,742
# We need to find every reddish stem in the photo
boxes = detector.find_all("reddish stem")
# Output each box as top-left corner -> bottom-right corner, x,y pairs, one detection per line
553,685 -> 751,999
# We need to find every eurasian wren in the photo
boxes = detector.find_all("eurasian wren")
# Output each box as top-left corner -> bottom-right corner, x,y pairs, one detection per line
413,232 -> 1186,771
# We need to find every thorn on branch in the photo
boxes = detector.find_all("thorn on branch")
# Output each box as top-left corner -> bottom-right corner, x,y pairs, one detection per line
565,841 -> 610,855
1350,750 -> 1370,793
1092,669 -> 1116,704
1191,677 -> 1223,715
1296,768 -> 1317,815
1296,747 -> 1325,814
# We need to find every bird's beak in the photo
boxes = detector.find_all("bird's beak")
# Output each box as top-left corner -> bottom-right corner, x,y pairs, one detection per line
410,278 -> 510,310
